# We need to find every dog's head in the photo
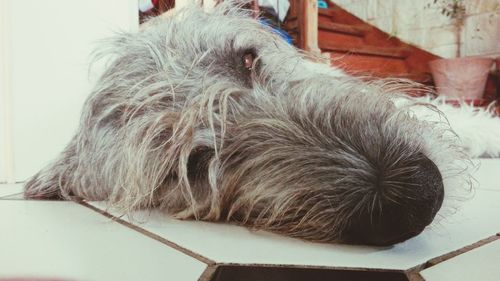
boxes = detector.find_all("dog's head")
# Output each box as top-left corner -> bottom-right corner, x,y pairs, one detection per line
91,2 -> 471,246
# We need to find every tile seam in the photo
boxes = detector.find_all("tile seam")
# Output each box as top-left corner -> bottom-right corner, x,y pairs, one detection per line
80,200 -> 216,266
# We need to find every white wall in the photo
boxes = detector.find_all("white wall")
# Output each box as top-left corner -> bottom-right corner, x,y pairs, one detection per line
3,0 -> 138,182
0,0 -> 12,183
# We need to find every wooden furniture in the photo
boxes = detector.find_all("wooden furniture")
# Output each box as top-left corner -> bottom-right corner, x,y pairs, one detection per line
295,0 -> 320,54
284,0 -> 498,103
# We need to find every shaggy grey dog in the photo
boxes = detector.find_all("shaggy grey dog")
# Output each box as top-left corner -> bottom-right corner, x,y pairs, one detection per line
24,2 -> 470,246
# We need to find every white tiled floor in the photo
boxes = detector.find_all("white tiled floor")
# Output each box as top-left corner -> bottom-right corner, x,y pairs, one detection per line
0,200 -> 207,281
87,159 -> 500,271
472,159 -> 500,191
89,185 -> 500,270
1,158 -> 499,280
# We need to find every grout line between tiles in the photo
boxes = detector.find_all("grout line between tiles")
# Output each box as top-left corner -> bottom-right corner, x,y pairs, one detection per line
80,200 -> 216,266
80,201 -> 409,280
424,233 -> 500,267
0,192 -> 24,199
198,264 -> 219,281
405,233 -> 500,279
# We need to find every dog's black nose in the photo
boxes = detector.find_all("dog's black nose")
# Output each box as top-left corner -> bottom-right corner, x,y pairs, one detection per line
341,155 -> 444,246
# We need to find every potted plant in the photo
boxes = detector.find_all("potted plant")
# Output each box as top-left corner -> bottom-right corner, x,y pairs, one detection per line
427,0 -> 494,100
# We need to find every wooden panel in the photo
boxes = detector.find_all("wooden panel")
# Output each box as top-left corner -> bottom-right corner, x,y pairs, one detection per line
318,12 -> 334,24
318,9 -> 335,17
328,52 -> 409,76
297,0 -> 320,54
326,6 -> 365,25
320,42 -> 411,58
318,30 -> 364,46
318,21 -> 369,37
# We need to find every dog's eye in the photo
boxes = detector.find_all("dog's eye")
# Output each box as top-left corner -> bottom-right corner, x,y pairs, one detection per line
242,52 -> 255,71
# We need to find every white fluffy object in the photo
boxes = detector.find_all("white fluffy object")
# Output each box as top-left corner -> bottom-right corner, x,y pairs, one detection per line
406,97 -> 500,158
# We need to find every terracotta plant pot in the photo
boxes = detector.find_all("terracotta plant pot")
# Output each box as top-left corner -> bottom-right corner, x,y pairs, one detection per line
429,57 -> 493,99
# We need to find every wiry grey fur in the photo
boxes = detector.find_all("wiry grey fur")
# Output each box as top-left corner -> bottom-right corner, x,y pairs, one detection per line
24,2 -> 471,245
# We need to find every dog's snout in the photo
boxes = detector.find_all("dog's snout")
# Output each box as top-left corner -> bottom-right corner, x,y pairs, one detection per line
414,155 -> 445,216
341,155 -> 444,246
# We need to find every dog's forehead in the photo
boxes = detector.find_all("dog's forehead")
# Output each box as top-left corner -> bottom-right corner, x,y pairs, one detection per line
163,6 -> 276,51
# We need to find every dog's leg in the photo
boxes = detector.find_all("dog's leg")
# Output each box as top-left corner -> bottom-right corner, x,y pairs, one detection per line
24,138 -> 78,200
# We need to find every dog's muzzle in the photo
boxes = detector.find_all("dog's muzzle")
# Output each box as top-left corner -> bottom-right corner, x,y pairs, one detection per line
341,155 -> 445,246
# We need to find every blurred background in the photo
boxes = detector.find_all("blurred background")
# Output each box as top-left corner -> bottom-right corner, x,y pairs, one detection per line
1,0 -> 499,184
